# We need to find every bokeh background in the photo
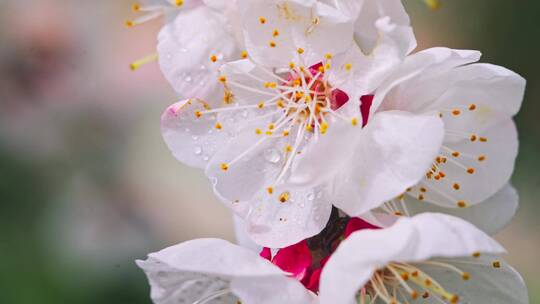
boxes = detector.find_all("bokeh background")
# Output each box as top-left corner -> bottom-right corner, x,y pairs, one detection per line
0,0 -> 538,303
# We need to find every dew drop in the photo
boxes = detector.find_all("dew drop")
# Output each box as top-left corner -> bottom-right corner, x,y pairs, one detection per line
184,76 -> 192,83
264,148 -> 281,164
306,193 -> 315,201
194,146 -> 203,155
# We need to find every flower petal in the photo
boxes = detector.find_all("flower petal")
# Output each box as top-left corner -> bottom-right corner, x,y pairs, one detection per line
245,184 -> 333,248
319,213 -> 504,304
332,111 -> 444,216
157,6 -> 238,100
404,184 -> 519,235
413,118 -> 518,207
137,239 -> 314,304
415,255 -> 528,304
161,100 -> 234,169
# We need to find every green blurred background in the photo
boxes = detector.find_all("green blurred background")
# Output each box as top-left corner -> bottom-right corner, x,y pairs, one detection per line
0,0 -> 538,303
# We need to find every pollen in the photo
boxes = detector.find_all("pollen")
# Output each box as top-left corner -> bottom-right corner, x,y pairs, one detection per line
492,261 -> 501,268
269,41 -> 277,48
411,291 -> 418,300
259,17 -> 267,24
221,163 -> 229,171
479,137 -> 488,142
325,53 -> 333,59
453,183 -> 461,190
219,76 -> 227,83
289,62 -> 295,69
478,155 -> 487,162
420,187 -> 427,193
210,55 -> 218,62
344,63 -> 352,71
320,122 -> 329,134
470,134 -> 478,142
241,51 -> 248,59
267,187 -> 274,194
297,48 -> 305,54
268,123 -> 275,130
452,109 -> 461,116
351,118 -> 358,126
452,151 -> 460,157
255,128 -> 262,135
282,130 -> 289,136
418,194 -> 425,201
457,200 -> 468,208
175,0 -> 184,6
469,104 -> 477,111
125,20 -> 135,28
285,145 -> 293,153
462,272 -> 470,280
277,99 -> 285,108
472,252 -> 481,258
195,111 -> 202,118
131,3 -> 141,12
215,123 -> 222,130
467,167 -> 475,174
272,29 -> 280,37
279,191 -> 290,203
258,102 -> 265,109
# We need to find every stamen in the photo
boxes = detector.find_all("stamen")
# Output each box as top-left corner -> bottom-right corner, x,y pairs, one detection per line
130,53 -> 158,71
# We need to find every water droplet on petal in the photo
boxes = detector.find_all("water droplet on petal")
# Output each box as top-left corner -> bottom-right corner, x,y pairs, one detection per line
184,76 -> 192,83
264,148 -> 281,164
194,146 -> 203,155
306,193 -> 315,201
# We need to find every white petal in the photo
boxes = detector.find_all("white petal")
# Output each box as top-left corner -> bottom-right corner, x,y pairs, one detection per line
376,47 -> 481,114
245,184 -> 332,248
137,239 -> 314,304
416,255 -> 528,304
205,121 -> 286,204
319,213 -> 504,304
231,276 -> 316,304
161,100 -> 233,169
405,184 -> 519,235
233,214 -> 261,251
352,0 -> 413,55
416,118 -> 518,206
157,6 -> 238,100
331,111 -> 444,216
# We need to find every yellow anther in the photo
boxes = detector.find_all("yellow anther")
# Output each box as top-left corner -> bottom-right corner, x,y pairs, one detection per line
478,155 -> 487,162
452,109 -> 461,116
289,62 -> 295,69
450,295 -> 459,304
344,63 -> 352,71
175,0 -> 184,6
351,118 -> 358,126
267,187 -> 274,194
285,145 -> 293,153
125,20 -> 135,28
472,252 -> 481,258
424,0 -> 440,10
325,53 -> 333,59
418,194 -> 425,201
279,191 -> 290,203
282,130 -> 289,136
277,99 -> 285,108
320,122 -> 329,134
266,131 -> 273,135
129,53 -> 159,71
401,273 -> 409,281
420,187 -> 427,193
195,111 -> 202,118
132,3 -> 141,12
492,261 -> 501,268
269,41 -> 277,48
258,102 -> 265,109
305,125 -> 313,132
469,104 -> 477,111
215,123 -> 222,130
467,167 -> 475,174
295,92 -> 304,99
223,90 -> 234,104
255,128 -> 262,135
221,163 -> 229,171
318,65 -> 325,73
411,290 -> 418,300
210,55 -> 218,62
272,29 -> 280,37
219,76 -> 227,83
479,137 -> 488,142
462,272 -> 470,280
297,48 -> 305,54
268,123 -> 275,130
453,183 -> 461,190
259,17 -> 267,24
470,134 -> 478,142
324,63 -> 331,70
457,201 -> 468,208
241,51 -> 248,59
